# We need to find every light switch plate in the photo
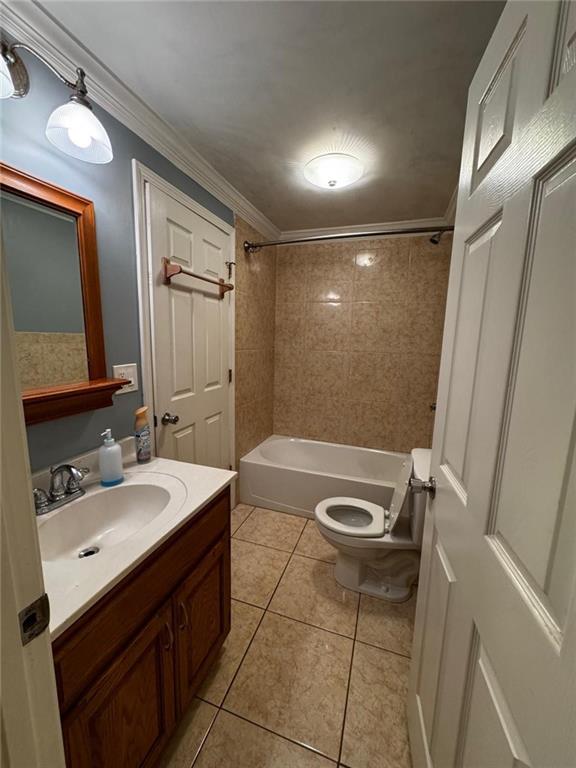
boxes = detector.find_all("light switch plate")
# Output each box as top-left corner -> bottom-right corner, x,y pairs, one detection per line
113,363 -> 139,394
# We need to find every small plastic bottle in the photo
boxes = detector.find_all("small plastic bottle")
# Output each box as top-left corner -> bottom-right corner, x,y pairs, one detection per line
99,429 -> 124,486
134,406 -> 152,464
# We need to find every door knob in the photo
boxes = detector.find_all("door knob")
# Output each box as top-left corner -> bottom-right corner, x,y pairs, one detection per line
161,412 -> 180,425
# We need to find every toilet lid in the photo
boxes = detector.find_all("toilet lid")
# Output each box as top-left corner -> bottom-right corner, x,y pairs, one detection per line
314,497 -> 386,537
387,456 -> 414,534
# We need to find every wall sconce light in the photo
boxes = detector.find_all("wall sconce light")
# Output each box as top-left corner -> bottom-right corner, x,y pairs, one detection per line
1,40 -> 113,164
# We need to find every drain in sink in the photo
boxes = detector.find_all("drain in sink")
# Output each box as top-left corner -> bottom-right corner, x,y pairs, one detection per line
78,545 -> 100,558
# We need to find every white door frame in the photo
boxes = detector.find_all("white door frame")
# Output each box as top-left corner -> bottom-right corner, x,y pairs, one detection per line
131,161 -> 236,496
1,255 -> 66,767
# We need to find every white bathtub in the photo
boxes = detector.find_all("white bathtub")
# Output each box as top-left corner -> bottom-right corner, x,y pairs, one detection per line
239,435 -> 407,518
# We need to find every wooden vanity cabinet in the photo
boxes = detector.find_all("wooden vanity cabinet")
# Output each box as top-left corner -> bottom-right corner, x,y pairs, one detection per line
53,487 -> 231,768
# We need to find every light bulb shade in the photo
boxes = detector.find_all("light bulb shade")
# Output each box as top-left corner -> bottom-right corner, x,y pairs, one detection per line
304,153 -> 364,190
0,54 -> 15,99
45,101 -> 113,164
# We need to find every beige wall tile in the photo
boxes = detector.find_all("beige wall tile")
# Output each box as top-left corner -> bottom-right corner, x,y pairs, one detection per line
301,396 -> 349,444
301,351 -> 349,399
236,396 -> 273,463
308,275 -> 353,303
352,240 -> 410,303
276,249 -> 309,302
234,217 -> 276,469
307,247 -> 355,283
15,331 -> 88,390
15,336 -> 43,389
271,234 -> 449,453
343,400 -> 400,450
305,302 -> 351,351
236,349 -> 274,405
275,302 -> 306,348
347,351 -> 407,404
274,395 -> 306,436
274,348 -> 305,400
350,300 -> 409,353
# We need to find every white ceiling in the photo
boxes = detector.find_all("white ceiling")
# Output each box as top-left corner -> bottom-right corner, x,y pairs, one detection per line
41,1 -> 503,231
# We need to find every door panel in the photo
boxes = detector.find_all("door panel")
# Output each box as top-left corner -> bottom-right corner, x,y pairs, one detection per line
460,641 -> 530,768
169,289 -> 195,398
148,187 -> 231,468
442,219 -> 500,483
408,3 -> 576,767
173,424 -> 196,463
472,21 -> 524,190
493,151 -> 576,614
416,537 -> 456,742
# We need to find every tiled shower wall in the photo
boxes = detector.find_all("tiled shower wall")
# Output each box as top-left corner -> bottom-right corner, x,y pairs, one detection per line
273,235 -> 452,452
234,217 -> 277,467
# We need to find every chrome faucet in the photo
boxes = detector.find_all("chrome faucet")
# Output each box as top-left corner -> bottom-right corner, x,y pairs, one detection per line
33,464 -> 90,516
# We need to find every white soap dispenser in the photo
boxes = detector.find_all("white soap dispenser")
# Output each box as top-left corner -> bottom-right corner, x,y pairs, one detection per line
99,428 -> 124,487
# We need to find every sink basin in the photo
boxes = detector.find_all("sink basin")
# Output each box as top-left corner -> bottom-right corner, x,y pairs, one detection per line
39,483 -> 171,561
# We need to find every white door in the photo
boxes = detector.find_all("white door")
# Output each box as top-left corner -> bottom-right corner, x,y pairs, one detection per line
147,186 -> 232,468
1,255 -> 66,766
408,2 -> 576,767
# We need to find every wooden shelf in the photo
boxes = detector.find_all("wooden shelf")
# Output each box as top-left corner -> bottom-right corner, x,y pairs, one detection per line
23,378 -> 125,425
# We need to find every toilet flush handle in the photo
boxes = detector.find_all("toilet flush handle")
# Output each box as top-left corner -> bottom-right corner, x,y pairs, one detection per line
408,476 -> 437,499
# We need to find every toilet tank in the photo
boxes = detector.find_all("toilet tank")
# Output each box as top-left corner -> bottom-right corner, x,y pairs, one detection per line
410,448 -> 432,545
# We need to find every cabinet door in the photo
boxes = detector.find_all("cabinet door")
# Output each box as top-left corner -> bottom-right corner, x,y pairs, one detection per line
174,536 -> 230,712
64,602 -> 176,768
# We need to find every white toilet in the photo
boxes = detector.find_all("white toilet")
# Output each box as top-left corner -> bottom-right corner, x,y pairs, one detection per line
314,449 -> 431,602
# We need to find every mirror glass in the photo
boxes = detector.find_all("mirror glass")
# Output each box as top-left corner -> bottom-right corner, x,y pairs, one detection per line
1,190 -> 89,391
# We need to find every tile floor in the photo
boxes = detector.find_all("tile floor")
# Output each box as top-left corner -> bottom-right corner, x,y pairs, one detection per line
160,505 -> 416,768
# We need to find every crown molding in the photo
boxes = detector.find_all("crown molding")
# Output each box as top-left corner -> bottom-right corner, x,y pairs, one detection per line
0,0 -> 280,239
279,215 -> 449,243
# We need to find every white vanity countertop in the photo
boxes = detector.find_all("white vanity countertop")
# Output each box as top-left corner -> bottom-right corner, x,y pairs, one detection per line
38,456 -> 236,640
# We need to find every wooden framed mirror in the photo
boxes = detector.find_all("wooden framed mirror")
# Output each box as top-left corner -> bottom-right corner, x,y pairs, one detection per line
0,163 -> 123,424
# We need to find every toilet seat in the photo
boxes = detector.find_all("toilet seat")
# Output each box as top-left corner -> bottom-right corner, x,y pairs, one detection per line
315,497 -> 385,538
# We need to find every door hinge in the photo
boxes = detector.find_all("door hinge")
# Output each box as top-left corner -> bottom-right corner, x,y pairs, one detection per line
19,592 -> 50,646
228,368 -> 232,384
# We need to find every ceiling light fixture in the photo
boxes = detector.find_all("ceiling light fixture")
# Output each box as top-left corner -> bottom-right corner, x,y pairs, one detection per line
0,40 -> 113,164
304,152 -> 364,190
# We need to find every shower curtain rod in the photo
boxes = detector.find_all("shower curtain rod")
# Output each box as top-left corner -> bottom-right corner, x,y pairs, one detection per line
243,224 -> 455,254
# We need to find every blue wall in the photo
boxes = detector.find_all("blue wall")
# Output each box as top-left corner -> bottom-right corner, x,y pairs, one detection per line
1,55 -> 234,471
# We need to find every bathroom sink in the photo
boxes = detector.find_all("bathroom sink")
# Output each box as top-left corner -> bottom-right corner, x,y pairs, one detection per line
39,483 -> 171,561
